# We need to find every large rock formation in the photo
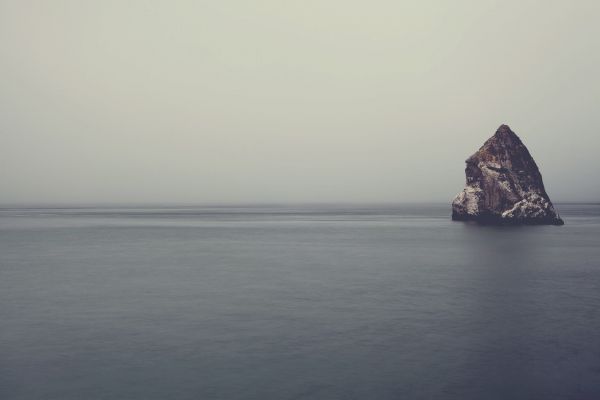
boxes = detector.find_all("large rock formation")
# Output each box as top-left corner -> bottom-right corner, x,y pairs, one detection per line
452,124 -> 563,225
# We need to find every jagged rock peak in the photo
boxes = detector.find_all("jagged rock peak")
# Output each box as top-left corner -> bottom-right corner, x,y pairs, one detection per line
452,124 -> 564,225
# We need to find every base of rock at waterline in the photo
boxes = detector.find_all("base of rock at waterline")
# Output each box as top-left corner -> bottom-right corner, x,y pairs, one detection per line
451,210 -> 564,225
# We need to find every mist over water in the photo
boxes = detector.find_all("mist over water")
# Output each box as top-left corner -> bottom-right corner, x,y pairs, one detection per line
1,204 -> 599,399
2,1 -> 600,204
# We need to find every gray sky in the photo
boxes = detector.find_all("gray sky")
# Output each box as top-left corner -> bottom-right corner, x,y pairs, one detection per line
1,0 -> 599,204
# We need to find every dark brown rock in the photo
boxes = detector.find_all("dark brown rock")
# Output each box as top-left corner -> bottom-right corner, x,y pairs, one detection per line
452,124 -> 563,225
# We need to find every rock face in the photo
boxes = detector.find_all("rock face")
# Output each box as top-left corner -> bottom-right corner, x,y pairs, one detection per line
452,125 -> 563,225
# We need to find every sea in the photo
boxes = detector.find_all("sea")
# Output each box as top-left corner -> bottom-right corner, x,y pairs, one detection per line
1,203 -> 599,400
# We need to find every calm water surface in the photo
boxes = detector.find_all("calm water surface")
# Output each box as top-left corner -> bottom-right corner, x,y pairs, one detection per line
1,204 -> 599,399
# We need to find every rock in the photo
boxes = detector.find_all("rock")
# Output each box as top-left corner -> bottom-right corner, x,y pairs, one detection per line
452,124 -> 564,225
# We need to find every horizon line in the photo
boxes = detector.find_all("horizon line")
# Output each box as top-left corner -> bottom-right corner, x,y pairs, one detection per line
0,201 -> 598,208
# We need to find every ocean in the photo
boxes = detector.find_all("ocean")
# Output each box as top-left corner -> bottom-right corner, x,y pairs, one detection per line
1,204 -> 599,399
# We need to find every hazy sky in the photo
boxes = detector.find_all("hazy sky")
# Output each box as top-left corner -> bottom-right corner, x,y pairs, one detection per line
1,0 -> 599,204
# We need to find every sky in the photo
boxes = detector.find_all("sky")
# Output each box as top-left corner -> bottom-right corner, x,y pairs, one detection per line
1,0 -> 599,204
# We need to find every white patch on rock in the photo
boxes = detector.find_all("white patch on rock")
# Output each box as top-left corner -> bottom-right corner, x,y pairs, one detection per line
452,185 -> 482,215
